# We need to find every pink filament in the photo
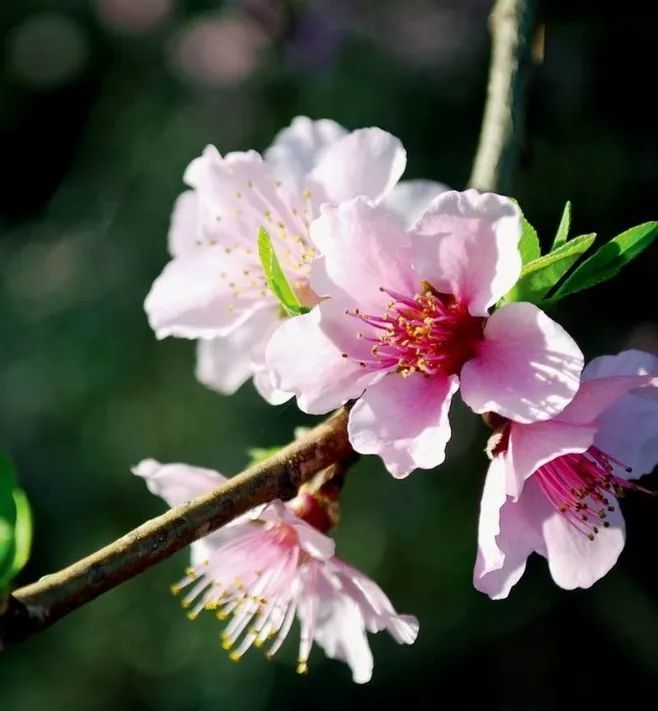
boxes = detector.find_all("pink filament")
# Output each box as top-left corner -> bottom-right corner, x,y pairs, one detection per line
345,285 -> 484,377
535,446 -> 636,540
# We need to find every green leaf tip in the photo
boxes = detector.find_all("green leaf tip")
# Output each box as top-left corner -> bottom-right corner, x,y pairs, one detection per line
553,221 -> 658,300
552,201 -> 572,250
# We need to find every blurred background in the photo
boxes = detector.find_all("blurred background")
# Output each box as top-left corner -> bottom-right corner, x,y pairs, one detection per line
0,1 -> 657,709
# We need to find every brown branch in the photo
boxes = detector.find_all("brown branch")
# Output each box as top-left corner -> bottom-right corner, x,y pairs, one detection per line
0,408 -> 350,648
0,0 -> 538,652
468,0 -> 538,193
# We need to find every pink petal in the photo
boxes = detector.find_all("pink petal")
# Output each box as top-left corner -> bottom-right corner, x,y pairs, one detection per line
168,190 -> 200,257
594,390 -> 658,478
329,558 -> 419,644
410,189 -> 521,316
265,306 -> 382,415
505,420 -> 597,499
195,306 -> 280,396
474,455 -> 508,576
539,479 -> 626,590
263,115 -> 347,189
309,198 -> 415,313
460,302 -> 584,423
145,246 -> 267,339
302,565 -> 375,684
183,146 -> 312,277
348,372 -> 459,478
132,459 -> 225,508
252,369 -> 294,405
582,349 -> 658,381
558,374 -> 657,425
381,179 -> 448,228
474,464 -> 547,600
578,349 -> 658,477
308,127 -> 406,204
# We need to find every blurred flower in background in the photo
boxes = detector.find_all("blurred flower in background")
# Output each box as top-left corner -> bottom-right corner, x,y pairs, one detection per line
96,0 -> 174,35
170,13 -> 268,87
6,13 -> 90,89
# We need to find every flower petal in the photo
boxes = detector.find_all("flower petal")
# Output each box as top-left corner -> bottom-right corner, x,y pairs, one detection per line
381,179 -> 448,228
308,127 -> 406,204
474,464 -> 547,600
266,306 -> 382,415
309,198 -> 414,312
578,350 -> 658,477
132,459 -> 225,508
348,372 -> 459,478
460,302 -> 584,423
505,420 -> 597,499
410,189 -> 522,316
183,146 -> 312,277
329,558 -> 419,644
195,307 -> 280,396
145,245 -> 269,339
264,116 -> 347,189
306,568 -> 375,684
582,349 -> 658,381
558,374 -> 657,425
538,479 -> 626,590
168,190 -> 200,257
594,388 -> 658,478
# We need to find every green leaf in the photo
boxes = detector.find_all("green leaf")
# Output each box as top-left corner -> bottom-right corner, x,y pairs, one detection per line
501,233 -> 596,306
552,201 -> 572,250
518,214 -> 541,265
0,453 -> 33,590
257,227 -> 310,316
554,222 -> 658,301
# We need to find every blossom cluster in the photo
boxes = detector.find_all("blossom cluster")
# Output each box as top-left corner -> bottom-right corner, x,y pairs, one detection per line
140,117 -> 658,682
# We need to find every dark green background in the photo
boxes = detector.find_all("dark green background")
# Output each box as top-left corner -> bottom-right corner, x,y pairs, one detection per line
1,1 -> 657,709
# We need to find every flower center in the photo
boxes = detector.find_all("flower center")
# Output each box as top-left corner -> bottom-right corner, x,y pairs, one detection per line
347,283 -> 485,377
535,446 -> 640,540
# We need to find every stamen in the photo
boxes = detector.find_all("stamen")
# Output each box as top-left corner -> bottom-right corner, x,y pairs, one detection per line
343,285 -> 484,377
535,446 -> 646,539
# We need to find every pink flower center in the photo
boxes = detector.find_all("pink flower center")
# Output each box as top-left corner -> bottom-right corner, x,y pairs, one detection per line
346,283 -> 485,377
535,446 -> 638,540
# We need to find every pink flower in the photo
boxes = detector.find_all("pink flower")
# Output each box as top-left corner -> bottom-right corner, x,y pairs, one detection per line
133,459 -> 418,683
474,350 -> 658,598
144,116 -> 446,404
267,190 -> 584,477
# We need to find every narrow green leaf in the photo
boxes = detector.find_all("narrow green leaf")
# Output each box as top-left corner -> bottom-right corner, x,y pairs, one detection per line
0,454 -> 17,581
554,222 -> 658,300
7,489 -> 32,581
257,227 -> 310,316
519,215 -> 541,265
502,233 -> 596,306
552,201 -> 572,250
0,454 -> 33,589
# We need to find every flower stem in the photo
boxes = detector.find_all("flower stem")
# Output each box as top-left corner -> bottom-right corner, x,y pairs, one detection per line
469,0 -> 538,193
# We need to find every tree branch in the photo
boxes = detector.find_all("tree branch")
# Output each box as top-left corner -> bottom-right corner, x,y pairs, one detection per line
0,408 -> 350,648
0,0 -> 538,651
468,0 -> 538,193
